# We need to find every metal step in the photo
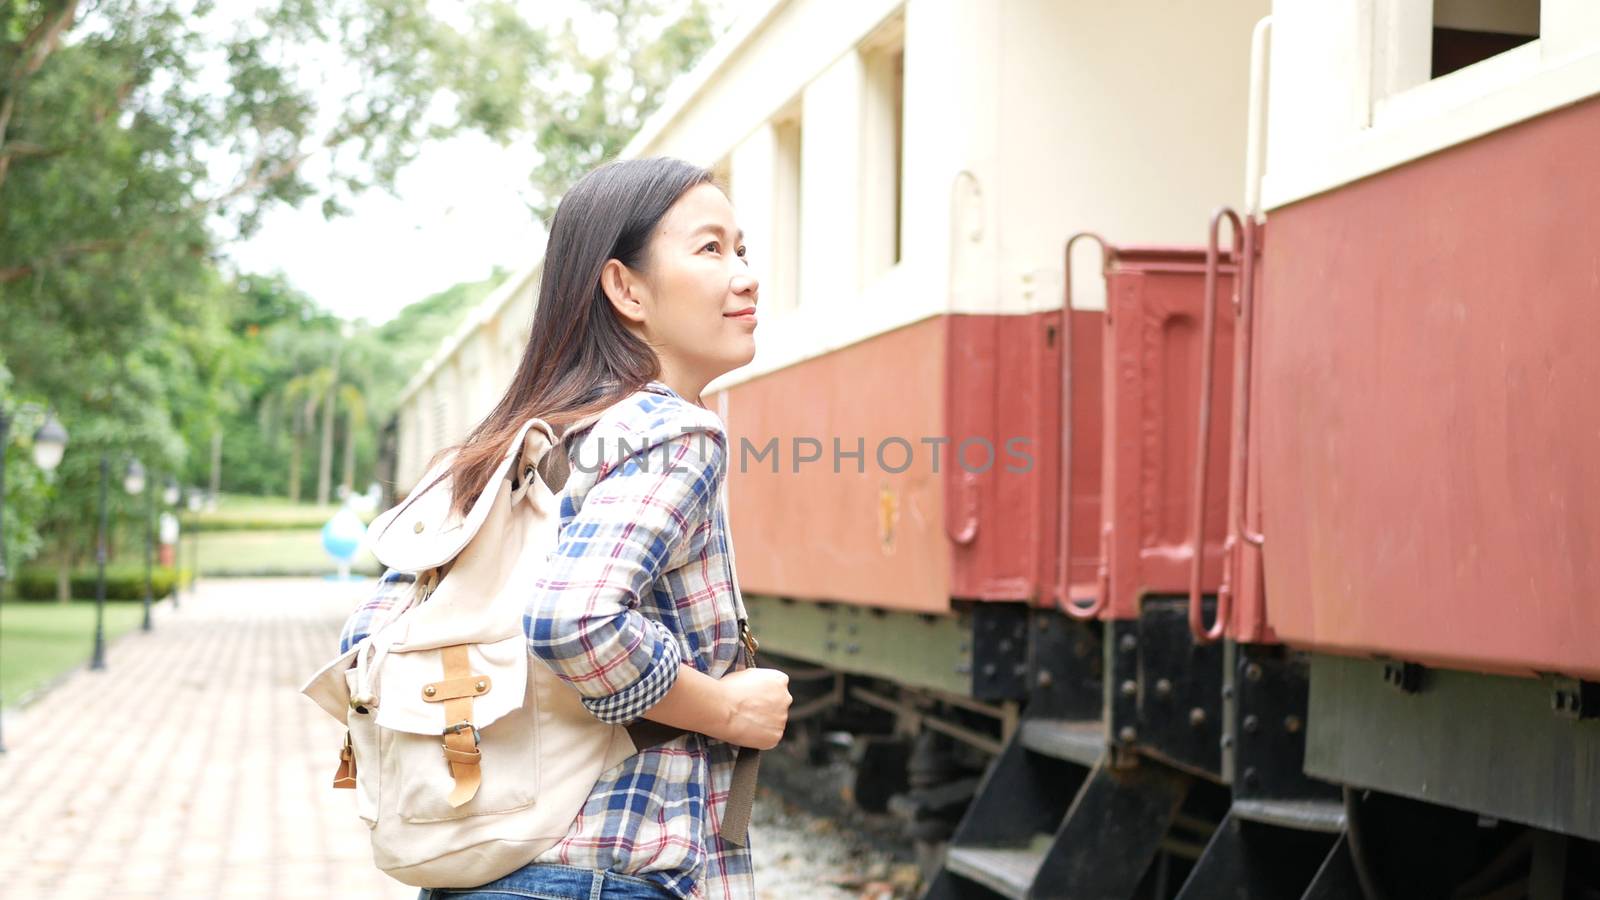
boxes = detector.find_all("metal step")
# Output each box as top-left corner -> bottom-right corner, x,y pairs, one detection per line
1018,718 -> 1105,766
1230,798 -> 1347,833
944,834 -> 1053,899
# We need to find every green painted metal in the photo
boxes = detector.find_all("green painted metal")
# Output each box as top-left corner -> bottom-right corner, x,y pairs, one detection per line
744,594 -> 973,696
1306,654 -> 1600,842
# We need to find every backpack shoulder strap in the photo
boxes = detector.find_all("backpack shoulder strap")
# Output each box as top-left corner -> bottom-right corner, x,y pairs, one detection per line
372,417 -> 559,572
532,408 -> 610,494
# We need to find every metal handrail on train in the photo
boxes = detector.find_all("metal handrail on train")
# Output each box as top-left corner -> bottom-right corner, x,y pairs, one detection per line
1216,15 -> 1275,640
945,170 -> 985,547
1188,209 -> 1245,644
1213,215 -> 1267,644
1235,14 -> 1271,554
1231,217 -> 1265,551
1056,232 -> 1111,621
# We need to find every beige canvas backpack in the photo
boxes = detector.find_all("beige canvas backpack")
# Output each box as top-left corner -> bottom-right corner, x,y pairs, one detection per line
298,412 -> 638,888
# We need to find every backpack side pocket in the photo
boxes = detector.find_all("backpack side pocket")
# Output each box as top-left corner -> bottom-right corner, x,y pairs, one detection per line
343,668 -> 382,826
373,636 -> 540,824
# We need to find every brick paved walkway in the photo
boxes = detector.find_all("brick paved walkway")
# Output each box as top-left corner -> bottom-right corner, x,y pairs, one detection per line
0,578 -> 413,900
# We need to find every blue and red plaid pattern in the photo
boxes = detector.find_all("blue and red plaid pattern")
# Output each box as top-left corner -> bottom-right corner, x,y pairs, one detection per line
338,568 -> 417,655
340,382 -> 754,900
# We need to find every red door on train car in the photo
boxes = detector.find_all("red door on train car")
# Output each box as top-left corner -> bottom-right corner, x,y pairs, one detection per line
1071,246 -> 1239,623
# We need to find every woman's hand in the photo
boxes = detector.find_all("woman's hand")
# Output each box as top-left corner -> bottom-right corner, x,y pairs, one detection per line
717,668 -> 792,749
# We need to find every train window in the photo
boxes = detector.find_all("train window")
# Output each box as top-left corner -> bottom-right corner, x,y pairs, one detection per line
860,14 -> 905,286
1431,0 -> 1539,79
1369,0 -> 1544,126
772,113 -> 803,314
1270,0 -> 1596,209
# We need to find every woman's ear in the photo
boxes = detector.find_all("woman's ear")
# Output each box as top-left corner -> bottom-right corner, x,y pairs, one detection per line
600,259 -> 648,326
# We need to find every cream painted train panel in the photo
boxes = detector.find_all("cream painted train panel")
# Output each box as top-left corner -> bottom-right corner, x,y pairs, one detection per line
1262,0 -> 1600,212
392,0 -> 1271,491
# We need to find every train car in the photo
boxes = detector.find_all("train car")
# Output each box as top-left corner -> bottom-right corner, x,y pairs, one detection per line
617,2 -> 1265,896
399,0 -> 1261,844
1166,3 -> 1600,898
382,1 -> 1600,897
910,237 -> 1247,899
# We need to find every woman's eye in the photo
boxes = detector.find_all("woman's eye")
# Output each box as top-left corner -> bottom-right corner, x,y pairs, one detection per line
702,241 -> 720,254
704,240 -> 745,257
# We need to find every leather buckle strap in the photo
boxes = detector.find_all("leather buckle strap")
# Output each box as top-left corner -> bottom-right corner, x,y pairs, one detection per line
440,645 -> 483,807
443,719 -> 480,743
423,675 -> 492,702
739,620 -> 759,667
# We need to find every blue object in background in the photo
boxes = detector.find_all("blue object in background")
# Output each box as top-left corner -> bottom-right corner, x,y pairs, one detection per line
322,508 -> 367,578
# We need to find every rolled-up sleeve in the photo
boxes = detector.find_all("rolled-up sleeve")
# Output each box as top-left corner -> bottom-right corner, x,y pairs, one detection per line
524,425 -> 724,725
339,569 -> 418,653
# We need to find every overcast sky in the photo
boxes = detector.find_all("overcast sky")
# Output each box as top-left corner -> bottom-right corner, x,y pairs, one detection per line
220,0 -> 736,326
226,133 -> 546,325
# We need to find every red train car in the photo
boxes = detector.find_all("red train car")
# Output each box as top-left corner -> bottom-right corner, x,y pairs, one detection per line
773,7 -> 1600,899
377,3 -> 1597,896
1198,5 -> 1600,896
557,5 -> 1600,900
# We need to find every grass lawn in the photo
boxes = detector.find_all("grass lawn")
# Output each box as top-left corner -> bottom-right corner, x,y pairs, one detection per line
0,601 -> 149,706
197,493 -> 374,531
195,529 -> 380,577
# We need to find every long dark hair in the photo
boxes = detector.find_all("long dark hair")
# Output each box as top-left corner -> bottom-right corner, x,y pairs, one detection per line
439,156 -> 713,518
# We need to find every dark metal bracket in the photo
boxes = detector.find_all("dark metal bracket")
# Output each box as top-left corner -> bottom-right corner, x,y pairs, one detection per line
1550,676 -> 1600,720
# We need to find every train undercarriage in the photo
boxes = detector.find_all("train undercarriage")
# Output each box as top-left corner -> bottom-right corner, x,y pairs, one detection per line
754,594 -> 1600,900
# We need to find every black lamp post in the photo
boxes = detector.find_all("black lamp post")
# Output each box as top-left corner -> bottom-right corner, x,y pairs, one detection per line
89,455 -> 110,671
163,479 -> 180,609
124,460 -> 151,632
0,408 -> 69,753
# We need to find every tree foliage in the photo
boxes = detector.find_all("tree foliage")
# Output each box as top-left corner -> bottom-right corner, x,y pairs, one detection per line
0,0 -> 723,580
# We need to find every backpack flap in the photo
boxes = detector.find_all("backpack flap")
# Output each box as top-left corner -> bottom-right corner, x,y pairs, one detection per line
372,634 -> 529,736
396,452 -> 563,647
368,417 -> 559,573
300,641 -> 362,724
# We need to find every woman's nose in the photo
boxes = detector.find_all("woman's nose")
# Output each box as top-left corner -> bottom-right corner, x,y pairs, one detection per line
731,271 -> 759,296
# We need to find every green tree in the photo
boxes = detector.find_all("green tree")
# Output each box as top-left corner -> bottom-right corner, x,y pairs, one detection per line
337,382 -> 367,500
0,0 -> 726,578
489,0 -> 721,220
0,360 -> 55,591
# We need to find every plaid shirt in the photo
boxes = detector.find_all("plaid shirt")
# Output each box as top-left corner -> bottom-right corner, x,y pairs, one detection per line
339,382 -> 754,900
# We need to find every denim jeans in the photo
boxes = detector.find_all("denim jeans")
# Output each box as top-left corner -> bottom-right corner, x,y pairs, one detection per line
417,862 -> 676,900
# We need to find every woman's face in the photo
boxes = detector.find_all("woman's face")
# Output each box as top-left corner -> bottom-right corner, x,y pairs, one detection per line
603,183 -> 759,399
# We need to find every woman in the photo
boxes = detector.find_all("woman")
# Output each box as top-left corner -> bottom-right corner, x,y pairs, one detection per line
342,157 -> 791,899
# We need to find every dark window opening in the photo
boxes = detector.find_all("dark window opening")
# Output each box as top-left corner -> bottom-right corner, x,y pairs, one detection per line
1431,26 -> 1537,78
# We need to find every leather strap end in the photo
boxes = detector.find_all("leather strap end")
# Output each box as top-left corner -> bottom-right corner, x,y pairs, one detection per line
446,773 -> 481,808
332,733 -> 357,789
716,748 -> 761,847
332,758 -> 357,790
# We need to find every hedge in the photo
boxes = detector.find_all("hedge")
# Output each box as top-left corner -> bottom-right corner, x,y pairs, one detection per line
192,518 -> 334,533
10,565 -> 191,601
191,513 -> 378,533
